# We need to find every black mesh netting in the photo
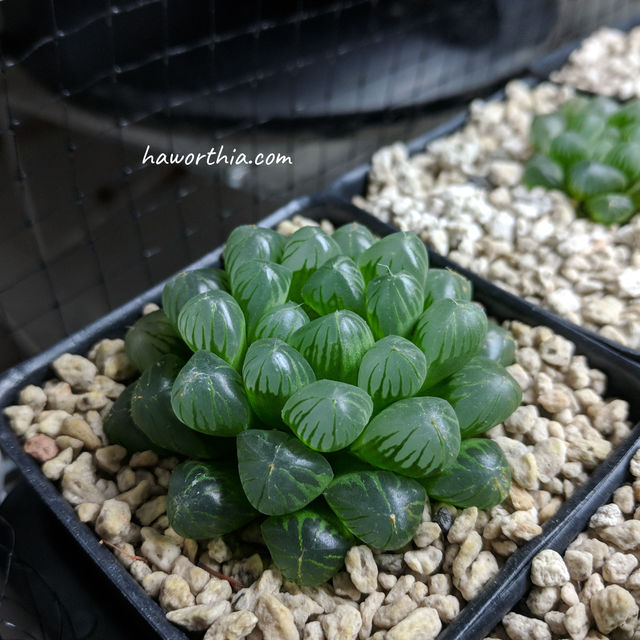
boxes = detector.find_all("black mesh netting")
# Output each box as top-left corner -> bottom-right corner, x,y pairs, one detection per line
1,0 -> 639,374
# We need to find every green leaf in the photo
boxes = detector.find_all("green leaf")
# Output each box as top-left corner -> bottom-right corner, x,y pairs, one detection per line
224,225 -> 285,276
585,96 -> 620,120
242,338 -> 316,428
229,260 -> 292,338
428,356 -> 522,438
357,336 -> 427,412
253,302 -> 310,342
351,396 -> 461,478
130,355 -> 232,458
412,299 -> 488,389
604,142 -> 640,183
162,268 -> 228,326
570,111 -> 606,142
480,321 -> 516,366
167,460 -> 257,539
522,154 -> 564,190
567,161 -> 628,199
177,290 -> 246,370
365,272 -> 423,340
124,310 -> 191,372
423,268 -> 473,308
282,380 -> 373,452
261,505 -> 354,586
324,470 -> 426,550
627,181 -> 640,208
280,226 -> 342,301
103,384 -> 170,455
530,112 -> 567,153
607,100 -> 640,129
358,232 -> 429,289
289,310 -> 375,384
301,256 -> 366,317
561,95 -> 590,122
171,350 -> 251,436
421,438 -> 511,510
589,128 -> 620,161
237,429 -> 333,515
549,131 -> 590,168
331,222 -> 377,260
621,124 -> 640,143
585,193 -> 636,225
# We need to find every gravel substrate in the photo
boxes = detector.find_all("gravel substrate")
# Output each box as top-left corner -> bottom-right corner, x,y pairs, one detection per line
2,233 -> 634,639
551,26 -> 640,100
487,449 -> 640,640
354,80 -> 640,350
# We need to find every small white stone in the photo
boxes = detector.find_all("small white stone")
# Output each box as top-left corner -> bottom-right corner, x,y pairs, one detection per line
531,550 -> 570,587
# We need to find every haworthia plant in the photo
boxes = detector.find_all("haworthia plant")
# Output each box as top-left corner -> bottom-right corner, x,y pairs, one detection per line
108,218 -> 523,588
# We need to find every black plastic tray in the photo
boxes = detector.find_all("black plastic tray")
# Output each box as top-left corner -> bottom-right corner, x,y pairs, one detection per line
1,195 -> 640,640
326,85 -> 640,363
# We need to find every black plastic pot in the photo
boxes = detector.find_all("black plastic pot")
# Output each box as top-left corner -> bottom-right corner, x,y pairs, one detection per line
1,195 -> 640,639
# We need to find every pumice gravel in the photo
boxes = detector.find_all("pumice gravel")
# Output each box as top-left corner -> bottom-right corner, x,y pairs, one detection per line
355,80 -> 640,350
3,217 -> 633,640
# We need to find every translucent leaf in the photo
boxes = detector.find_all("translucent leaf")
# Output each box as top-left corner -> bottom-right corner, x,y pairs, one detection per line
351,396 -> 461,478
365,272 -> 423,339
480,321 -> 516,366
585,193 -> 636,225
530,112 -> 567,153
261,506 -> 354,586
604,142 -> 640,183
358,231 -> 429,289
301,256 -> 366,317
253,302 -> 310,343
570,111 -> 605,142
237,429 -> 333,515
331,222 -> 377,260
130,355 -> 232,458
585,96 -> 620,120
242,338 -> 315,428
412,299 -> 488,389
162,268 -> 228,326
124,310 -> 191,372
357,336 -> 427,412
428,356 -> 522,437
324,470 -> 425,550
549,131 -> 590,168
104,384 -> 169,455
289,310 -> 375,384
567,161 -> 627,200
561,95 -> 590,122
224,225 -> 285,276
522,154 -> 564,190
171,350 -> 251,436
167,460 -> 257,539
282,380 -> 373,452
280,226 -> 342,301
229,260 -> 292,338
421,439 -> 511,510
423,268 -> 472,308
607,100 -> 640,129
177,290 -> 246,370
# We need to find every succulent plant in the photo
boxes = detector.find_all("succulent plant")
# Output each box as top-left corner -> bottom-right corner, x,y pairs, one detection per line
523,94 -> 640,225
106,223 -> 521,586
